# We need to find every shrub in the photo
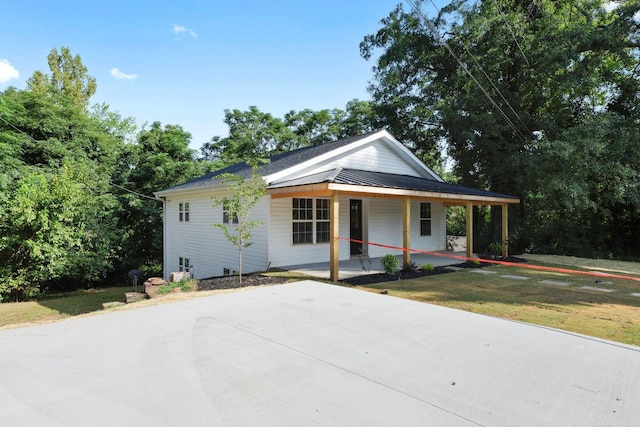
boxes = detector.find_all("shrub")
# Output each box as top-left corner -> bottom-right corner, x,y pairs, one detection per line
421,263 -> 435,272
380,254 -> 399,275
488,242 -> 503,258
401,262 -> 420,273
156,279 -> 197,295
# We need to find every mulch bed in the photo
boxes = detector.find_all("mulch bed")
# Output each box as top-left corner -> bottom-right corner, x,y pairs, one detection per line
196,257 -> 528,290
197,274 -> 292,291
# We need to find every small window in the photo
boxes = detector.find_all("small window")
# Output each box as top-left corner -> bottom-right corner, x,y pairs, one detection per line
222,204 -> 239,224
179,202 -> 190,222
420,202 -> 432,236
179,257 -> 190,272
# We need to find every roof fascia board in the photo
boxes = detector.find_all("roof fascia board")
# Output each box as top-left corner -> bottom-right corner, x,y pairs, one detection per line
266,182 -> 519,204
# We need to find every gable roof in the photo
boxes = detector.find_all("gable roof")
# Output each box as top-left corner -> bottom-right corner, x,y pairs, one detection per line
156,130 -> 439,195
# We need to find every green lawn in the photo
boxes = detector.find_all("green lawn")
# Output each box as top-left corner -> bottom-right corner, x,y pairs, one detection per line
0,287 -> 131,328
353,263 -> 640,346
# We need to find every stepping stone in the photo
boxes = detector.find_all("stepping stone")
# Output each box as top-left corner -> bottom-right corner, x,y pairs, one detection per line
539,280 -> 569,286
469,269 -> 496,274
631,293 -> 640,298
501,274 -> 530,280
581,286 -> 615,293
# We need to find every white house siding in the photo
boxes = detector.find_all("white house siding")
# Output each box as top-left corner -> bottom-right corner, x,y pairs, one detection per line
163,193 -> 270,280
267,196 -> 446,267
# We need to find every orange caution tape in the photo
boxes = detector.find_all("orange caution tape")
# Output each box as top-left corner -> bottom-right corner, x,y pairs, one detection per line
340,237 -> 640,283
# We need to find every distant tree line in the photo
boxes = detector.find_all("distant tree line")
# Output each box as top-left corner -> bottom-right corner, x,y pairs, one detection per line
1,0 -> 638,300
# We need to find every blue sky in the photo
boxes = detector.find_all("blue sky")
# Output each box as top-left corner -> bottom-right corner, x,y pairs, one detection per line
2,0 -> 447,149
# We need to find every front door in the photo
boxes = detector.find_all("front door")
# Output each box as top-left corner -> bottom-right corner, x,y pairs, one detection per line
350,199 -> 363,256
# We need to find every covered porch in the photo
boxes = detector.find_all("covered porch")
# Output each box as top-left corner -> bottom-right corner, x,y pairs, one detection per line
267,168 -> 520,282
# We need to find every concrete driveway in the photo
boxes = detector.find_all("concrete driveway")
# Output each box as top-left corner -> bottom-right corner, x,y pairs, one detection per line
1,280 -> 639,426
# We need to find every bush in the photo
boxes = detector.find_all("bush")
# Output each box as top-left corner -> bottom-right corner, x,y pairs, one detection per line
401,262 -> 419,273
421,263 -> 435,271
488,242 -> 503,258
156,279 -> 197,294
380,254 -> 399,275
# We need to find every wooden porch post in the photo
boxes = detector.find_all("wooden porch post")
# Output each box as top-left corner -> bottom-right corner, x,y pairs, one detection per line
466,201 -> 473,259
403,196 -> 411,267
502,203 -> 509,258
330,191 -> 340,282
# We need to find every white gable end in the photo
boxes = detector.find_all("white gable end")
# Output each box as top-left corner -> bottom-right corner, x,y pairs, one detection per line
266,130 -> 442,184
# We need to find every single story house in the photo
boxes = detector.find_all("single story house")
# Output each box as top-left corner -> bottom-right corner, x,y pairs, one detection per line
154,130 -> 519,281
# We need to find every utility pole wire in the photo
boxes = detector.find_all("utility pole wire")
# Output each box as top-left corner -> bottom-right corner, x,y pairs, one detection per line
427,0 -> 532,135
109,182 -> 163,202
1,110 -> 162,203
493,0 -> 531,67
407,0 -> 528,141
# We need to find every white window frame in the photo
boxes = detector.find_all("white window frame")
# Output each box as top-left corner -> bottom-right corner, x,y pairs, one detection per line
179,257 -> 190,272
222,205 -> 239,224
292,198 -> 330,245
179,202 -> 190,222
420,202 -> 432,236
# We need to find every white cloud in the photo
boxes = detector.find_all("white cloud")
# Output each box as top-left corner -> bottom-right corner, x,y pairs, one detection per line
604,1 -> 618,12
173,24 -> 197,38
0,59 -> 19,83
110,67 -> 138,80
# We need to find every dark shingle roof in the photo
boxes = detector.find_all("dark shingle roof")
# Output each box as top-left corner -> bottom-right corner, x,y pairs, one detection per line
157,131 -> 382,193
270,168 -> 519,200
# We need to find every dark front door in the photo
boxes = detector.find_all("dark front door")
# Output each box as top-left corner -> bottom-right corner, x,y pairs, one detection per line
350,199 -> 363,256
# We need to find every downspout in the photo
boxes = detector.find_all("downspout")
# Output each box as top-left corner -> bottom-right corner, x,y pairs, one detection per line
160,196 -> 168,280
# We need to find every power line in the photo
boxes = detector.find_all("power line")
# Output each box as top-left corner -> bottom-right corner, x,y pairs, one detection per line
109,181 -> 163,202
493,0 -> 531,67
406,0 -> 528,141
0,110 -> 161,202
426,0 -> 531,135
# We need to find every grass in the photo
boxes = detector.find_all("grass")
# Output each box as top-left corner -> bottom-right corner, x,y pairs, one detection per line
353,262 -> 640,346
0,287 -> 131,328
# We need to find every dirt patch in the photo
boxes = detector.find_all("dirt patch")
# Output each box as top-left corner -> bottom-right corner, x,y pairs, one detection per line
197,274 -> 292,291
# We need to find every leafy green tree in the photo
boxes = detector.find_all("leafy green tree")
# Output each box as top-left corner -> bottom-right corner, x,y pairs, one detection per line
211,169 -> 266,284
0,163 -> 118,301
361,0 -> 640,257
203,100 -> 378,165
115,122 -> 215,271
26,47 -> 97,110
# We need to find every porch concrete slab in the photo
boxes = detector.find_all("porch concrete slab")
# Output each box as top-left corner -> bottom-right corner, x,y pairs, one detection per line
282,252 -> 467,280
1,281 -> 639,426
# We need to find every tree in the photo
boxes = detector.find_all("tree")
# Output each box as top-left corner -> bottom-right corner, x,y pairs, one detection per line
115,122 -> 214,272
0,162 -> 118,301
211,169 -> 266,284
202,100 -> 379,166
26,47 -> 97,110
361,0 -> 640,257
